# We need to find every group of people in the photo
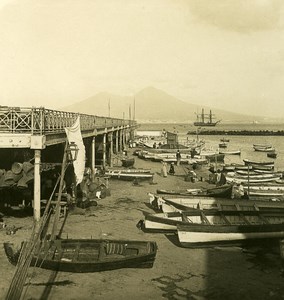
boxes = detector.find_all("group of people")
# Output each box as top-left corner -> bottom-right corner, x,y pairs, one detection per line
160,150 -> 182,177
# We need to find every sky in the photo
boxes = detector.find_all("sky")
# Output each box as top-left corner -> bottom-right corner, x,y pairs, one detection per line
0,0 -> 284,117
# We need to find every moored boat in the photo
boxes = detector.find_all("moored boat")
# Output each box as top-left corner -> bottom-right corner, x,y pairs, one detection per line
219,150 -> 241,155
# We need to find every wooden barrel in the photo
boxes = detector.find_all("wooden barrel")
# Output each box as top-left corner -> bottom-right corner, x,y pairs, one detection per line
22,162 -> 34,174
11,162 -> 23,175
4,170 -> 15,186
17,176 -> 28,189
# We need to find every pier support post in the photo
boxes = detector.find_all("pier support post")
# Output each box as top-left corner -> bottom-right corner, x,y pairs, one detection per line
109,132 -> 113,167
103,132 -> 106,168
33,149 -> 41,222
115,130 -> 119,153
92,136 -> 96,176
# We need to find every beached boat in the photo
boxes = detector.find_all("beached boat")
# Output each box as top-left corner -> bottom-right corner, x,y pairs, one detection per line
267,151 -> 277,159
219,142 -> 227,148
159,196 -> 284,213
156,185 -> 233,198
104,170 -> 154,181
106,168 -> 151,174
177,210 -> 284,248
219,150 -> 241,155
225,172 -> 281,184
4,239 -> 157,272
156,189 -> 203,196
144,210 -> 284,236
243,159 -> 274,166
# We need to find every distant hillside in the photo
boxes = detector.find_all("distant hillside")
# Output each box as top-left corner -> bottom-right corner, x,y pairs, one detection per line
63,87 -> 277,123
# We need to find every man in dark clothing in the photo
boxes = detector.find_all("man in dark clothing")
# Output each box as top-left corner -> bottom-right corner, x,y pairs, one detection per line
176,150 -> 181,166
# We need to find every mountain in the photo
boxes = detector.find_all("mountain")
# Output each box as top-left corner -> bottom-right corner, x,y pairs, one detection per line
63,87 -> 278,123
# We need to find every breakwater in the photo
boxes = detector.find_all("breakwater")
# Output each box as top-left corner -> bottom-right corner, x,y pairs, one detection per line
187,130 -> 284,136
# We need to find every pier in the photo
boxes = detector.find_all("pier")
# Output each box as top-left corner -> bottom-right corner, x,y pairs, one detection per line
0,106 -> 137,221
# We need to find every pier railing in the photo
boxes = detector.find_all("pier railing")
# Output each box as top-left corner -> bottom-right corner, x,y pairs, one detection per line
0,106 -> 136,134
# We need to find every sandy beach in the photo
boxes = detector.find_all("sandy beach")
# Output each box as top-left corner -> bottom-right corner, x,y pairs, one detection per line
1,150 -> 284,300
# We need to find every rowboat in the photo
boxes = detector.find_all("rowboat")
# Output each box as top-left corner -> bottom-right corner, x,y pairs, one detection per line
106,168 -> 151,173
4,239 -> 157,272
253,146 -> 275,152
253,143 -> 272,148
222,164 -> 253,172
219,150 -> 241,155
156,188 -> 203,196
225,173 -> 281,184
159,196 -> 284,213
220,138 -> 230,142
144,210 -> 284,237
219,142 -> 227,148
243,159 -> 274,166
267,151 -> 277,159
177,210 -> 284,248
104,170 -> 154,181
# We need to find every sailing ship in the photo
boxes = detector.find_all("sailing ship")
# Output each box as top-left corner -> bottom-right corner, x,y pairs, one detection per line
193,109 -> 221,127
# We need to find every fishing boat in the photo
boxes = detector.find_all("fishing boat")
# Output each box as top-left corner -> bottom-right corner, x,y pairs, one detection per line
267,151 -> 277,159
4,239 -> 157,273
220,138 -> 230,142
106,168 -> 151,173
243,159 -> 274,166
104,170 -> 154,181
218,142 -> 227,148
158,196 -> 284,213
225,173 -> 281,184
156,185 -> 233,198
253,145 -> 275,152
193,109 -> 221,127
219,150 -> 241,155
143,210 -> 284,236
177,210 -> 284,248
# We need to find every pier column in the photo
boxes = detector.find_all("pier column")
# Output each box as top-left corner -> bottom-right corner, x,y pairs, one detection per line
115,130 -> 119,153
108,132 -> 113,167
121,130 -> 124,151
91,136 -> 96,175
102,132 -> 106,168
33,149 -> 41,222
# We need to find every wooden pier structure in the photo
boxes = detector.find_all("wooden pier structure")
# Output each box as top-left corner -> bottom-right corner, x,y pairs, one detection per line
0,106 -> 137,221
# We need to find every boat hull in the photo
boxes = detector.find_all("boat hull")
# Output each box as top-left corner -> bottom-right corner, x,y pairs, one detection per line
177,224 -> 284,248
4,239 -> 158,273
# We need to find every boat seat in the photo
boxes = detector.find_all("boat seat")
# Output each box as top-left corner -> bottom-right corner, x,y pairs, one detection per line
106,242 -> 126,255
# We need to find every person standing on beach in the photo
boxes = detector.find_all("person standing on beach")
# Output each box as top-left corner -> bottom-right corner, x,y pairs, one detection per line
161,161 -> 168,177
176,150 -> 181,166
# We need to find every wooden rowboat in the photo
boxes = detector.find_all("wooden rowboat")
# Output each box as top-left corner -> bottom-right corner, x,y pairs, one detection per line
177,210 -> 284,248
158,196 -> 284,213
144,210 -> 284,234
4,238 -> 157,273
243,159 -> 274,166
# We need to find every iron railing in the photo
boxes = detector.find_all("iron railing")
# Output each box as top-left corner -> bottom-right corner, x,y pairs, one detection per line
0,106 -> 136,134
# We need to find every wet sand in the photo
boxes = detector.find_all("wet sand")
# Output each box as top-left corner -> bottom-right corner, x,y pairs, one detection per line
1,150 -> 284,300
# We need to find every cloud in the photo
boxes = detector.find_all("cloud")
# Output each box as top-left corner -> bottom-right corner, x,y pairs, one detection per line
188,0 -> 284,32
